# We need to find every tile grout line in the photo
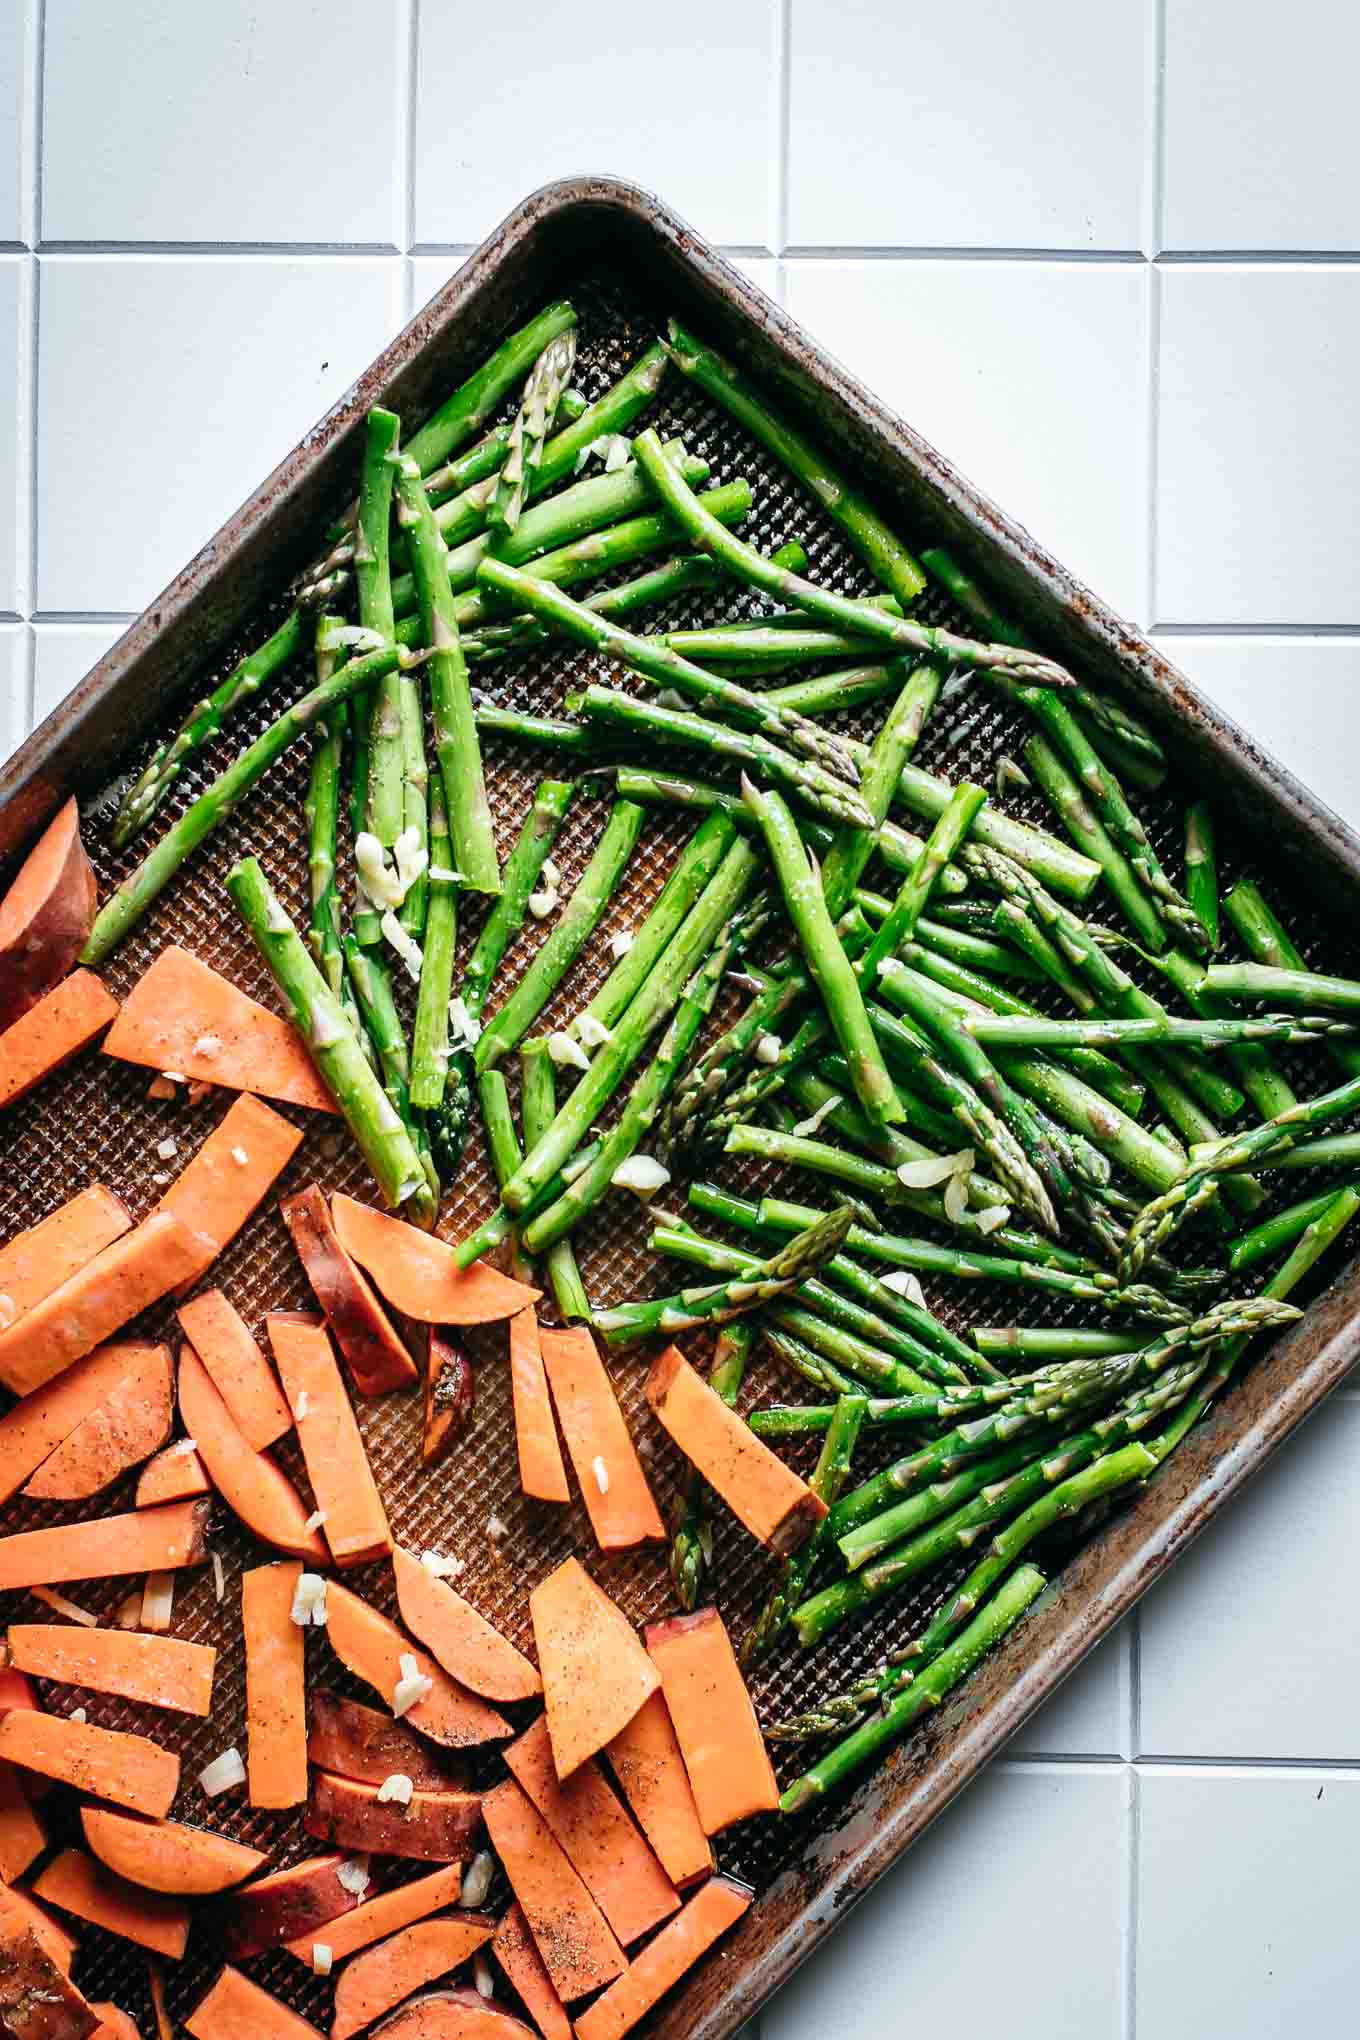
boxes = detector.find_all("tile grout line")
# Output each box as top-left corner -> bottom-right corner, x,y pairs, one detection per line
1137,0 -> 1167,637
19,0 -> 44,651
772,0 -> 792,259
1123,1765 -> 1140,2040
399,0 -> 419,323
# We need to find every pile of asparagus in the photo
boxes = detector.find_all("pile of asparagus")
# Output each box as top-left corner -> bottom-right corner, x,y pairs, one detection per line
83,301 -> 1360,1812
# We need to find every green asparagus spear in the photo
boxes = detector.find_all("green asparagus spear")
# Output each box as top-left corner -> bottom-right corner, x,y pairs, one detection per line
1224,880 -> 1360,1080
409,779 -> 458,1111
742,1394 -> 868,1666
592,1205 -> 855,1343
486,329 -> 578,539
669,1322 -> 753,1610
1184,802 -> 1218,950
519,1040 -> 592,1324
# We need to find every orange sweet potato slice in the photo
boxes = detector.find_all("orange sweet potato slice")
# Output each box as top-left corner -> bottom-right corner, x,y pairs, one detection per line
90,2006 -> 141,2040
135,1440 -> 210,1507
283,1865 -> 465,1967
480,1780 -> 624,2004
280,1186 -> 418,1396
644,1610 -> 778,1834
158,1093 -> 303,1291
0,1759 -> 46,1882
0,1713 -> 178,1818
330,1195 -> 538,1325
393,1548 -> 540,1703
6,1624 -> 215,1717
422,1328 -> 473,1467
506,1309 -> 568,1504
503,1716 -> 676,1946
0,1214 -> 200,1396
0,1186 -> 130,1329
23,1341 -> 173,1500
0,1338 -> 162,1508
603,1692 -> 713,1889
490,1902 -> 571,2040
177,1287 -> 292,1449
0,969 -> 119,1111
102,945 -> 337,1113
0,1497 -> 211,1593
265,1313 -> 392,1568
305,1772 -> 482,1864
34,1850 -> 190,1961
572,1875 -> 752,2040
80,1807 -> 267,1896
0,1885 -> 98,2040
529,1558 -> 658,1782
370,1991 -> 535,2040
332,1915 -> 497,2040
242,1562 -> 308,1811
307,1693 -> 469,1794
0,1883 -> 78,1972
324,1584 -> 509,1752
208,1856 -> 364,1964
0,798 -> 97,1030
179,1341 -> 326,1562
186,1965 -> 324,2040
645,1343 -> 827,1554
536,1329 -> 663,1553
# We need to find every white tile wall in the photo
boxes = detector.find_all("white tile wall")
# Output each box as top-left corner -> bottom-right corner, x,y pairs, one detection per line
5,5 -> 1358,2035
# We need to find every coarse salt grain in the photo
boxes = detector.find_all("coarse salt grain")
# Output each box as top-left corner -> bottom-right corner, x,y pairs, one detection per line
211,1552 -> 225,1602
304,1510 -> 328,1533
312,1945 -> 333,1976
193,1034 -> 222,1058
150,1171 -> 171,1187
230,1145 -> 250,1167
485,1513 -> 507,1541
592,1455 -> 610,1495
70,1708 -> 87,1725
295,1391 -> 311,1419
420,1549 -> 465,1579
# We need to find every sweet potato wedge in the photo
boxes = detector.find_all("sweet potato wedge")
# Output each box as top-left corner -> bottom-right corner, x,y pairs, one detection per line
0,1885 -> 78,1973
179,1341 -> 325,1561
503,1717 -> 676,1947
506,1309 -> 568,1504
22,1342 -> 173,1501
280,1187 -> 419,1397
208,1856 -> 365,1964
370,1992 -> 534,2040
283,1865 -> 465,1967
135,1440 -> 210,1507
529,1559 -> 658,1781
422,1329 -> 473,1467
0,1886 -> 98,2040
480,1780 -> 624,2003
0,968 -> 119,1112
265,1313 -> 392,1568
102,945 -> 338,1114
0,1712 -> 178,1818
0,1758 -> 46,1882
90,2006 -> 141,2040
644,1610 -> 778,1834
0,1340 -> 163,1508
81,1807 -> 267,1896
330,1195 -> 538,1326
535,1329 -> 663,1553
0,1187 -> 130,1331
573,1875 -> 753,2040
186,1966 -> 323,2040
307,1694 -> 469,1794
393,1549 -> 540,1704
159,1093 -> 303,1291
324,1586 -> 509,1751
6,1625 -> 215,1718
603,1692 -> 713,1890
490,1903 -> 571,2040
333,1916 -> 498,2040
0,1497 -> 211,1593
0,798 -> 97,1029
34,1850 -> 190,1961
645,1343 -> 827,1555
305,1772 -> 482,1864
0,1214 -> 201,1396
242,1562 -> 308,1811
177,1288 -> 292,1450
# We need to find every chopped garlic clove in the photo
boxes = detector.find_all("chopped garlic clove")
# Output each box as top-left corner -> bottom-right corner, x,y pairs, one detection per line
547,1031 -> 590,1072
611,1154 -> 671,1199
200,1748 -> 246,1797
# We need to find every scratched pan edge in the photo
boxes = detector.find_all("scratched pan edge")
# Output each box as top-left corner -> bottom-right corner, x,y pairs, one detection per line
0,178 -> 1358,2039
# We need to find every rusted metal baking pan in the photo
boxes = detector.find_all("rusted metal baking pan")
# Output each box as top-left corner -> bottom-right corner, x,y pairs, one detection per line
3,177 -> 1360,2040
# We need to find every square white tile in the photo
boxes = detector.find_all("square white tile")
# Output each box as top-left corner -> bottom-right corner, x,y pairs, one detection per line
0,258 -> 21,615
1011,1620 -> 1126,1757
1154,267 -> 1360,626
0,625 -> 28,767
36,255 -> 402,614
765,1767 -> 1125,2040
1137,1770 -> 1360,2037
0,3 -> 21,242
40,0 -> 404,246
1154,636 -> 1360,833
783,260 -> 1146,617
1162,1 -> 1360,252
1138,1400 -> 1360,1760
413,1 -> 776,250
32,621 -> 126,731
786,0 -> 1146,252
